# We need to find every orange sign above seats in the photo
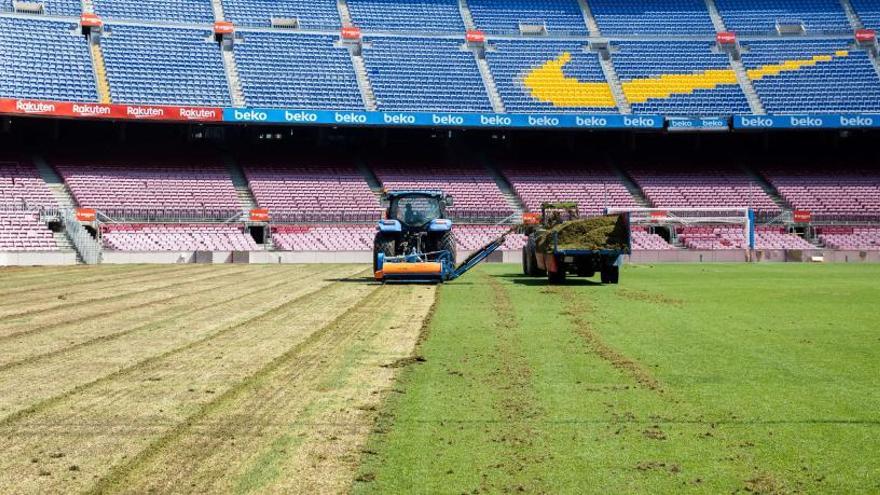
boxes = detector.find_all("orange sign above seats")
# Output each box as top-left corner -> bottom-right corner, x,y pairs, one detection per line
341,27 -> 362,40
856,29 -> 876,42
80,13 -> 103,27
793,210 -> 812,223
250,209 -> 270,222
716,32 -> 736,44
214,21 -> 234,35
76,208 -> 96,222
466,30 -> 485,43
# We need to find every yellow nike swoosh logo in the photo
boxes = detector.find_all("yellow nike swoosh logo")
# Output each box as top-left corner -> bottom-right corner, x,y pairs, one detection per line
523,50 -> 850,108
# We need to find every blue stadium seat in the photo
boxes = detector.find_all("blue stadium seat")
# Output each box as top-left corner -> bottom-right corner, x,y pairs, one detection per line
93,0 -> 215,23
235,32 -> 363,109
587,0 -> 716,35
613,41 -> 750,115
486,40 -> 616,113
0,18 -> 98,102
102,25 -> 231,106
850,0 -> 880,30
348,0 -> 464,32
221,0 -> 341,29
742,39 -> 880,113
468,0 -> 588,35
362,37 -> 491,112
1,0 -> 81,15
715,0 -> 850,34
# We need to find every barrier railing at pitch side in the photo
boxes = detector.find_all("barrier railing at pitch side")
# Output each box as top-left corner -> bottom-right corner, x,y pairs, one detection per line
60,208 -> 102,264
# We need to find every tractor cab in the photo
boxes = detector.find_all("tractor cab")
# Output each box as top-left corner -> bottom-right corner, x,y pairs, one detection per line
382,191 -> 452,229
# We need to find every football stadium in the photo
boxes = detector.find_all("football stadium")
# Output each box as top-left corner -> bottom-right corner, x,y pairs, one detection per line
1,0 -> 879,493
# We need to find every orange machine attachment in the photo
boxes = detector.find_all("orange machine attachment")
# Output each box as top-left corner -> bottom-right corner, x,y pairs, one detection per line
375,262 -> 443,282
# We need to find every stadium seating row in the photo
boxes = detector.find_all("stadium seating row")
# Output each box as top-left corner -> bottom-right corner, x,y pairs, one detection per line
4,13 -> 880,115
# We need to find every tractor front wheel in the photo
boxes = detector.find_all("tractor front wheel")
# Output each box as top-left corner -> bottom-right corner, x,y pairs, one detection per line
434,231 -> 457,264
523,239 -> 545,277
373,234 -> 396,273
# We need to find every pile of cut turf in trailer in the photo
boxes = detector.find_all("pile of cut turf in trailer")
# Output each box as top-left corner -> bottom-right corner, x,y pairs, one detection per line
535,215 -> 629,253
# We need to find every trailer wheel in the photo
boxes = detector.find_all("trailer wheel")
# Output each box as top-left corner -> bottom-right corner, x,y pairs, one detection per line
548,268 -> 567,284
609,266 -> 620,284
373,234 -> 395,273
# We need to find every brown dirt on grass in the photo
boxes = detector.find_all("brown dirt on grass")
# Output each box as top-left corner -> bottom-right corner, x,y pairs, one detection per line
616,288 -> 684,307
744,473 -> 787,494
84,284 -> 436,495
635,461 -> 681,474
552,287 -> 665,393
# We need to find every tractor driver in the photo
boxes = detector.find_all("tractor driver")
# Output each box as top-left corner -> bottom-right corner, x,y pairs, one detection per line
404,203 -> 421,225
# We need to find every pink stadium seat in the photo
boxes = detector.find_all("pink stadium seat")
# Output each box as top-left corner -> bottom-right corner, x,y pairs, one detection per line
0,158 -> 58,209
627,166 -> 780,215
0,212 -> 58,251
762,167 -> 880,221
817,226 -> 880,250
242,155 -> 382,222
677,225 -> 813,250
53,154 -> 240,219
630,226 -> 675,250
271,224 -> 525,251
501,162 -> 638,215
102,224 -> 261,251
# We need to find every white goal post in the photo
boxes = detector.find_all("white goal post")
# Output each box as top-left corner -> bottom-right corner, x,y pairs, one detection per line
605,207 -> 756,249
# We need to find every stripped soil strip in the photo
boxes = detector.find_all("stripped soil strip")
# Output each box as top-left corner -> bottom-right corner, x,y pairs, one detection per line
92,284 -> 436,495
0,267 -> 373,493
0,266 -> 359,425
552,287 -> 665,393
0,265 -> 257,340
0,265 -> 166,293
0,266 -> 299,370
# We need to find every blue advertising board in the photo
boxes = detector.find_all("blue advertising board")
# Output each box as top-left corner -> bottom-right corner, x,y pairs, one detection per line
733,114 -> 880,130
666,117 -> 729,132
222,108 -> 665,130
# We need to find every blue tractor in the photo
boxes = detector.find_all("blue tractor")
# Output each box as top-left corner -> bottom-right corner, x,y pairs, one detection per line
373,190 -> 510,283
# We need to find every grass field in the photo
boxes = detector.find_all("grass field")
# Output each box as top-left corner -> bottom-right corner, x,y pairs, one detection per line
0,263 -> 878,494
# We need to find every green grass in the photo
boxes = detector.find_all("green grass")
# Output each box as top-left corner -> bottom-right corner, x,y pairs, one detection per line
355,264 -> 880,494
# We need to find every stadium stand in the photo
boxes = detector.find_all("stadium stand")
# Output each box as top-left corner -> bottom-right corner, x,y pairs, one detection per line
761,167 -> 880,221
817,226 -> 880,250
0,0 -> 81,16
362,37 -> 492,112
102,25 -> 231,106
241,157 -> 381,222
371,159 -> 512,219
0,159 -> 57,209
271,224 -> 375,251
52,155 -> 241,219
0,18 -> 98,103
612,41 -> 751,116
630,227 -> 676,250
625,165 -> 780,214
587,0 -> 716,36
348,0 -> 465,32
93,0 -> 214,23
455,224 -> 527,250
102,223 -> 261,251
714,0 -> 850,34
0,212 -> 58,251
235,32 -> 363,110
501,162 -> 638,214
741,39 -> 880,114
221,0 -> 341,29
850,0 -> 880,30
678,225 -> 814,250
468,0 -> 588,35
486,40 -> 617,113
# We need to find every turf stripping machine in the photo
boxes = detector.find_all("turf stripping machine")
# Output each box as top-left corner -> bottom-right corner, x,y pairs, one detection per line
372,190 -> 513,283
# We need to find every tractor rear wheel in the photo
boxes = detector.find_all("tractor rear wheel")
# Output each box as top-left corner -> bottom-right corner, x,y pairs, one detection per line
435,231 -> 457,264
373,234 -> 395,273
600,266 -> 619,284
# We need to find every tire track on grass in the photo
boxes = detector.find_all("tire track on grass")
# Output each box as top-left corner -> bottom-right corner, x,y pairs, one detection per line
0,267 -> 300,371
0,266 -> 363,428
0,268 -> 373,493
481,273 -> 549,494
0,264 -> 198,303
0,270 -> 246,332
86,283 -> 398,494
551,286 -> 666,393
